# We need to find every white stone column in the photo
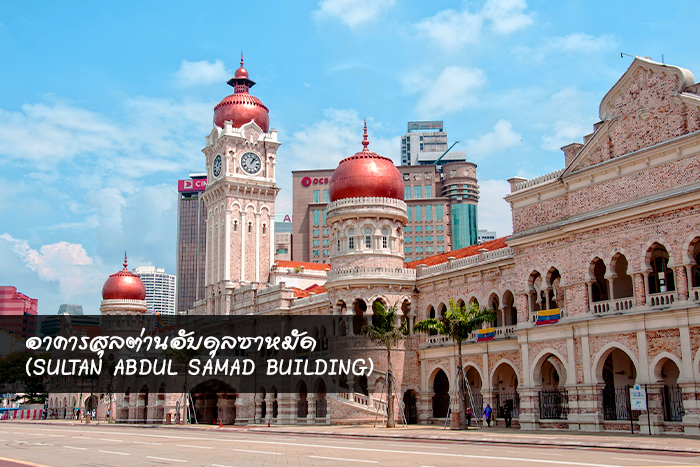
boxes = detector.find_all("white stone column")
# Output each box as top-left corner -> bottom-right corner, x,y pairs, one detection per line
204,220 -> 209,286
240,212 -> 246,281
224,210 -> 231,282
269,210 -> 275,272
255,213 -> 261,282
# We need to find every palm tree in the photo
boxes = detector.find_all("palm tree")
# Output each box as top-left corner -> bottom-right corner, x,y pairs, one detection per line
361,301 -> 408,428
413,299 -> 496,429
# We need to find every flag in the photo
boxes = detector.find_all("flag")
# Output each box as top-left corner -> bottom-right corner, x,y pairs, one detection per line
477,327 -> 495,342
536,309 -> 560,325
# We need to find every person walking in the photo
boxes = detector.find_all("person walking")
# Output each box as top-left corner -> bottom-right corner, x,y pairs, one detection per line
503,401 -> 513,428
482,403 -> 492,427
466,407 -> 473,427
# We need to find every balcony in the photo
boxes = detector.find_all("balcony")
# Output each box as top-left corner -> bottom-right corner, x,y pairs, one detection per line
590,297 -> 635,315
647,291 -> 677,309
423,325 -> 516,348
691,286 -> 700,302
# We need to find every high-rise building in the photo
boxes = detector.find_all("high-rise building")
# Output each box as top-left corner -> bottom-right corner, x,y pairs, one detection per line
0,286 -> 37,337
133,266 -> 177,315
400,121 -> 466,166
292,161 -> 479,263
274,213 -> 293,261
57,304 -> 83,315
176,173 -> 207,313
477,229 -> 497,243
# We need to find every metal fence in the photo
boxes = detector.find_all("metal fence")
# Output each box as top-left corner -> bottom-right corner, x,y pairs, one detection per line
662,385 -> 684,422
495,392 -> 520,418
602,386 -> 639,421
539,389 -> 569,420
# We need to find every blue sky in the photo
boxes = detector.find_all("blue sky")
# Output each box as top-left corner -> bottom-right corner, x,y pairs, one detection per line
1,0 -> 699,314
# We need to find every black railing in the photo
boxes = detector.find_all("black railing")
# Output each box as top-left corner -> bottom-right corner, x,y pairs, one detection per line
316,398 -> 327,418
602,386 -> 639,421
495,391 -> 520,418
539,389 -> 569,420
662,385 -> 684,422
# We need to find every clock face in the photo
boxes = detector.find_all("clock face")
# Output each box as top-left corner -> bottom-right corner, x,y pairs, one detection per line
213,155 -> 222,177
241,152 -> 262,175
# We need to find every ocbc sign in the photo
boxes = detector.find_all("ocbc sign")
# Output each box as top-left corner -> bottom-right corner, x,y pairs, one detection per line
301,176 -> 330,187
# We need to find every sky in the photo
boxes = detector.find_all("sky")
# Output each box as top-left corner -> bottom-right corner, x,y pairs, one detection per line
1,0 -> 699,314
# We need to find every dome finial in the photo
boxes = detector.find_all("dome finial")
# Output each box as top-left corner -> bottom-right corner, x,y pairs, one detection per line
362,118 -> 369,152
240,49 -> 244,67
123,251 -> 128,270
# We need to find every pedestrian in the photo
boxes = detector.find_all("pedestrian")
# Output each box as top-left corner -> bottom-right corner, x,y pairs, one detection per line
503,401 -> 513,428
465,407 -> 473,427
483,403 -> 492,427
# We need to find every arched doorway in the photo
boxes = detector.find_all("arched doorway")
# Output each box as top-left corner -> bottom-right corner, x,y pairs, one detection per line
297,380 -> 309,418
492,362 -> 519,419
352,299 -> 367,334
270,386 -> 279,419
403,390 -> 418,424
259,387 -> 267,420
655,358 -> 684,422
138,385 -> 148,423
599,348 -> 637,421
432,369 -> 449,419
534,353 -> 568,420
464,366 -> 483,415
190,380 -> 237,425
314,378 -> 327,418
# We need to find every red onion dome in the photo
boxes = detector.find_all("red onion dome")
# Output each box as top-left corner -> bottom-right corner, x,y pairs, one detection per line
102,253 -> 146,301
328,120 -> 404,202
213,54 -> 269,132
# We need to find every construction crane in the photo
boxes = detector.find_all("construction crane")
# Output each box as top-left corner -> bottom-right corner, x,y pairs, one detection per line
433,141 -> 459,166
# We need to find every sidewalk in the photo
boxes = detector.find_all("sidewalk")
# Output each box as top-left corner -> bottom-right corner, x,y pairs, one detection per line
8,419 -> 700,455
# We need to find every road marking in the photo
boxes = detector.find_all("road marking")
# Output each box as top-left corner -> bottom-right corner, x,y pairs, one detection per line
177,444 -> 213,449
47,435 -> 64,438
613,458 -> 700,465
147,456 -> 187,463
35,443 -> 53,446
100,438 -> 123,442
4,427 -> 626,467
230,449 -> 282,455
63,446 -> 87,450
98,450 -> 129,456
309,456 -> 378,463
72,436 -> 91,439
133,441 -> 161,445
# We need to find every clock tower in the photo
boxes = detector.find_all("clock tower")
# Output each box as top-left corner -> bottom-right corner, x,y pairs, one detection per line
201,56 -> 280,307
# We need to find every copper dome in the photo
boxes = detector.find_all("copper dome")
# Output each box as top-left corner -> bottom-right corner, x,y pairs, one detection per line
328,120 -> 404,202
102,253 -> 146,301
213,55 -> 269,132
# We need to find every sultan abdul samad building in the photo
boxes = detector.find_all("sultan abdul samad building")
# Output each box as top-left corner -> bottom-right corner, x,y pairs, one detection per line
48,56 -> 700,434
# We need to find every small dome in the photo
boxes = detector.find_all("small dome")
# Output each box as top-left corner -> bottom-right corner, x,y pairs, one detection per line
213,54 -> 269,132
328,120 -> 404,202
101,253 -> 146,301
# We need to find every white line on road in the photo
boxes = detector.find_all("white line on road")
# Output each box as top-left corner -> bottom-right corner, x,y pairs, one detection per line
147,456 -> 187,463
177,444 -> 213,449
63,446 -> 87,450
11,427 -> 626,467
613,457 -> 700,465
47,434 -> 64,438
99,450 -> 129,456
72,436 -> 91,439
133,441 -> 161,445
100,438 -> 123,442
35,443 -> 54,446
230,449 -> 282,455
309,456 -> 378,463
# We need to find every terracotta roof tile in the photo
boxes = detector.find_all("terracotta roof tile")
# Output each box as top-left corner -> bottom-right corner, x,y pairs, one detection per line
290,287 -> 311,298
404,237 -> 509,268
305,284 -> 327,294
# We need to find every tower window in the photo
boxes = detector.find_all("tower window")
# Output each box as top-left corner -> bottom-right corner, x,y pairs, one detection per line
348,228 -> 355,250
233,221 -> 238,232
364,227 -> 372,249
381,228 -> 389,249
262,224 -> 267,235
248,222 -> 252,233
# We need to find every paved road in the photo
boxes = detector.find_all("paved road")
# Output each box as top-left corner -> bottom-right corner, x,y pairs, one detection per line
0,424 -> 699,467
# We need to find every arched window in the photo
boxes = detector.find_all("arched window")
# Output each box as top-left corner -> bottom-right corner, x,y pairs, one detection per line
364,227 -> 372,249
233,220 -> 238,232
648,244 -> 675,294
248,221 -> 252,233
337,239 -> 341,252
262,223 -> 267,235
381,227 -> 389,249
348,228 -> 355,250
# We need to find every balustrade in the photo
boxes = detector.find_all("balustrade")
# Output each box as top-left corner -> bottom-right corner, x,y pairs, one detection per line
647,291 -> 677,308
590,297 -> 635,314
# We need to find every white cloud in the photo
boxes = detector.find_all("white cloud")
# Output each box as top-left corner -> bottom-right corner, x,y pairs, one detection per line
410,66 -> 486,118
539,86 -> 597,151
464,120 -> 522,158
513,33 -> 617,63
415,0 -> 533,52
313,0 -> 395,28
174,59 -> 231,86
275,109 -> 399,214
477,179 -> 513,236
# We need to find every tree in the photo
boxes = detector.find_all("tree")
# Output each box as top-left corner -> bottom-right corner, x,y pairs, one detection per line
0,351 -> 49,405
413,299 -> 495,429
361,301 -> 407,428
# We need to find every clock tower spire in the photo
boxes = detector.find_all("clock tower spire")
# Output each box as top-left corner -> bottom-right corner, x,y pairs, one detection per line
201,57 -> 280,312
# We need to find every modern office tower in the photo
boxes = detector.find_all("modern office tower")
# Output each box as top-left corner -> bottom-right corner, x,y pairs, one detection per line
400,121 -> 467,166
57,304 -> 83,315
0,286 -> 37,337
133,266 -> 177,315
292,161 -> 479,263
275,213 -> 293,261
478,229 -> 497,243
176,172 -> 207,313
